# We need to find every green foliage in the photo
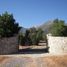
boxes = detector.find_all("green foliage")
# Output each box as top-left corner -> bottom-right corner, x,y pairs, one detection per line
0,12 -> 21,37
24,30 -> 32,45
50,19 -> 67,36
29,28 -> 44,45
18,34 -> 25,45
19,27 -> 44,45
29,27 -> 37,45
36,28 -> 43,41
31,33 -> 37,45
19,29 -> 32,46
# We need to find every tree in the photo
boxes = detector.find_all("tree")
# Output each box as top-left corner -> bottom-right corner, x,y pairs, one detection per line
29,27 -> 37,45
36,28 -> 44,45
18,34 -> 25,45
29,27 -> 36,33
0,12 -> 21,37
61,26 -> 67,36
50,19 -> 66,36
36,28 -> 43,40
24,29 -> 32,45
30,31 -> 37,45
29,28 -> 44,45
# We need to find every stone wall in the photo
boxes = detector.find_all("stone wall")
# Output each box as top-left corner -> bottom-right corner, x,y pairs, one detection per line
0,36 -> 19,54
47,35 -> 67,53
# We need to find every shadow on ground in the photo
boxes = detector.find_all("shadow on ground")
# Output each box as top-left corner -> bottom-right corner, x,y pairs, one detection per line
18,48 -> 48,54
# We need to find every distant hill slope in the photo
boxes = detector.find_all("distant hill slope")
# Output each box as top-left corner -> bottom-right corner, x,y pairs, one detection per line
19,21 -> 54,34
37,21 -> 53,34
19,20 -> 67,34
19,27 -> 27,34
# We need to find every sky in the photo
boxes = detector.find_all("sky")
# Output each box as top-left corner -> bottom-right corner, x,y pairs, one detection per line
0,0 -> 67,28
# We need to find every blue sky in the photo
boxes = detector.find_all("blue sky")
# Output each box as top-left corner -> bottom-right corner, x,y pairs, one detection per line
0,0 -> 67,28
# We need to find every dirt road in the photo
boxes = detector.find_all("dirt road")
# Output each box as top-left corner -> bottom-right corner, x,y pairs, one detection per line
0,54 -> 67,67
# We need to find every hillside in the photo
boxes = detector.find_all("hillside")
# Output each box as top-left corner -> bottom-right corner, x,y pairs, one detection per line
37,20 -> 53,34
19,20 -> 54,34
19,27 -> 27,34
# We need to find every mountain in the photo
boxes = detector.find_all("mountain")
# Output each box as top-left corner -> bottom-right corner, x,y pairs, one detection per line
37,20 -> 53,34
19,27 -> 27,34
19,20 -> 54,34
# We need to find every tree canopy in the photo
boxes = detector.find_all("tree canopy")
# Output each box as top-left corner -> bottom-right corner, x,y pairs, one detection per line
19,27 -> 44,45
50,19 -> 67,36
0,12 -> 21,37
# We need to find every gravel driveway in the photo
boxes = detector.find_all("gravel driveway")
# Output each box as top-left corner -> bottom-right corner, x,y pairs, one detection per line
0,54 -> 67,67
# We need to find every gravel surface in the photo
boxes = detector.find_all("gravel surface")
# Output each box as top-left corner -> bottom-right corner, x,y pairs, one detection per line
0,54 -> 67,67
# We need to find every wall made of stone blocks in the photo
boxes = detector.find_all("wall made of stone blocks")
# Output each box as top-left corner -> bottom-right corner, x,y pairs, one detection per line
0,36 -> 18,54
47,35 -> 67,53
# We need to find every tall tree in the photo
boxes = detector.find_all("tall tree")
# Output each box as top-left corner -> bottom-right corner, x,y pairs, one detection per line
50,19 -> 67,36
0,12 -> 21,37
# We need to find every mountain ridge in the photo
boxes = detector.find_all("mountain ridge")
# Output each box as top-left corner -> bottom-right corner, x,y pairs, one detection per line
19,20 -> 54,34
36,20 -> 53,34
